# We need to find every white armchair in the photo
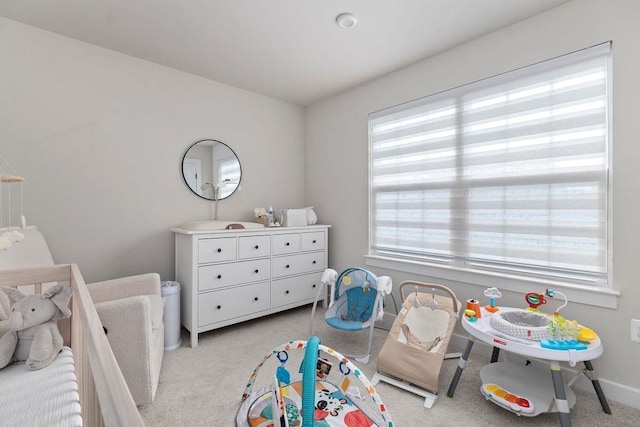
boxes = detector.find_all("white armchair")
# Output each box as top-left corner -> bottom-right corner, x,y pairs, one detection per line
87,273 -> 164,406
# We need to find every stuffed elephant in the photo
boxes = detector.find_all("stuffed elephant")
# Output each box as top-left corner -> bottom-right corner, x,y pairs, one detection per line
0,291 -> 10,338
0,283 -> 72,370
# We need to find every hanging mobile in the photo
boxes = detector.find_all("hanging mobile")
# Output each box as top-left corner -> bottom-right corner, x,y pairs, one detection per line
0,154 -> 27,229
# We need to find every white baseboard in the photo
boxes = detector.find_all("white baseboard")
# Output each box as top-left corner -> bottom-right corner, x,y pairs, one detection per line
449,333 -> 640,411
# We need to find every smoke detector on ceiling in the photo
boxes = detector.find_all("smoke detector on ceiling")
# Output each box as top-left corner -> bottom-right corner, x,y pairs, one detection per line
336,13 -> 358,29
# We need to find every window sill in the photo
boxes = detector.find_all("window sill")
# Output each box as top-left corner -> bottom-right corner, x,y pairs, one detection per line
364,254 -> 619,310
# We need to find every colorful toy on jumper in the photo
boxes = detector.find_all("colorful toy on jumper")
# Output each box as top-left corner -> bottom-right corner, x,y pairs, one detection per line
484,287 -> 502,313
489,288 -> 598,350
525,289 -> 566,315
465,299 -> 481,319
524,291 -> 547,310
481,383 -> 535,415
236,336 -> 393,427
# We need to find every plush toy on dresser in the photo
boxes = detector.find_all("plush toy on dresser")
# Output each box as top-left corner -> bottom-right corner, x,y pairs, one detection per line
0,283 -> 72,370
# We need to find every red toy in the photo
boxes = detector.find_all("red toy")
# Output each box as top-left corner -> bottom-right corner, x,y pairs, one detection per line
525,292 -> 547,309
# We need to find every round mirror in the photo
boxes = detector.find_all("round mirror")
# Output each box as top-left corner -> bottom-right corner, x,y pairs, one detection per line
181,139 -> 241,200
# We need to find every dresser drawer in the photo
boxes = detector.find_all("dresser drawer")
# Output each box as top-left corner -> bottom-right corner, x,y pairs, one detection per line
272,252 -> 325,278
238,235 -> 271,259
272,233 -> 300,255
199,259 -> 271,291
301,231 -> 325,252
198,282 -> 270,326
271,273 -> 324,308
198,237 -> 237,264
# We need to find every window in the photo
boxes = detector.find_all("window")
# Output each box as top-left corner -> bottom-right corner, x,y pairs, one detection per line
369,43 -> 611,288
218,155 -> 241,198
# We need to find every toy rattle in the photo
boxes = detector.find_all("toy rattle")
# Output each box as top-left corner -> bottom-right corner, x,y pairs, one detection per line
525,291 -> 547,310
484,287 -> 502,313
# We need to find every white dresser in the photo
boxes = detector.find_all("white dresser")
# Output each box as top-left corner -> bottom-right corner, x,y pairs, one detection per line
173,224 -> 330,347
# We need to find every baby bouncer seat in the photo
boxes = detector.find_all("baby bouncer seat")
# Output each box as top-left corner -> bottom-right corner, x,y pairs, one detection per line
372,281 -> 461,408
236,336 -> 394,427
309,267 -> 392,364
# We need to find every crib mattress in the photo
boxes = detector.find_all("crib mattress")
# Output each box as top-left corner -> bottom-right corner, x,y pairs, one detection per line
0,346 -> 82,426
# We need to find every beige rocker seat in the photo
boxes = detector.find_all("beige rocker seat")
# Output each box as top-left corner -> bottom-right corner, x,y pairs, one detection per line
87,273 -> 165,406
372,281 -> 461,409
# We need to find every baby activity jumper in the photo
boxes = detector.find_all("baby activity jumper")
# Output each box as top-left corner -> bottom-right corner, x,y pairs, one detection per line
447,288 -> 611,427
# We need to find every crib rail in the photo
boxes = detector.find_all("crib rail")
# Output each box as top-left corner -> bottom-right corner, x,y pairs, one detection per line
0,264 -> 143,427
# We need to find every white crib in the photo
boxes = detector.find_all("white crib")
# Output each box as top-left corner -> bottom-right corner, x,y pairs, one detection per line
0,264 -> 143,426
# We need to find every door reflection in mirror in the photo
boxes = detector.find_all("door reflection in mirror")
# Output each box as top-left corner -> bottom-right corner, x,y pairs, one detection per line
181,139 -> 241,201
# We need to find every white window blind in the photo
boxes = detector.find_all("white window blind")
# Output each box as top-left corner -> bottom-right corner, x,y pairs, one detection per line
218,156 -> 241,198
219,156 -> 240,184
369,42 -> 611,286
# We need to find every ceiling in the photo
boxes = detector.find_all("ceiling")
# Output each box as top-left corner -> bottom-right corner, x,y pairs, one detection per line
0,0 -> 571,106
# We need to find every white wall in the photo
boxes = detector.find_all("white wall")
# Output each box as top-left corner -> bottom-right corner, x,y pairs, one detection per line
2,0 -> 640,406
305,0 -> 640,401
0,17 -> 305,282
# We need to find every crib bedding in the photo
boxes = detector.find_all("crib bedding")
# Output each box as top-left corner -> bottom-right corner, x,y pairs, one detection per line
0,346 -> 82,427
0,264 -> 145,426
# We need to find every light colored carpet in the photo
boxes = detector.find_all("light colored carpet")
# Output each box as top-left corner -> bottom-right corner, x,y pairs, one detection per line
139,305 -> 639,426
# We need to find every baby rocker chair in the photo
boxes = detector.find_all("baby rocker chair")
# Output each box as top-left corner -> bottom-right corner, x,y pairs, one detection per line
309,267 -> 392,364
372,281 -> 461,408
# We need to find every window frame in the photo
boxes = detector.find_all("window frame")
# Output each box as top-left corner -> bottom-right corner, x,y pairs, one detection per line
366,42 -> 618,309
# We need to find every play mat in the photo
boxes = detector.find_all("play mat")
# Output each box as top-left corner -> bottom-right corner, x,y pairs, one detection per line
247,380 -> 375,427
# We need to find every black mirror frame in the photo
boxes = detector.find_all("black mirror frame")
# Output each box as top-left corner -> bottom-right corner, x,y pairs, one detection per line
181,139 -> 242,201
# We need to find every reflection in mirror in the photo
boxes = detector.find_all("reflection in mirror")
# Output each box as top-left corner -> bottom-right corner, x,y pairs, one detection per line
182,139 -> 241,201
